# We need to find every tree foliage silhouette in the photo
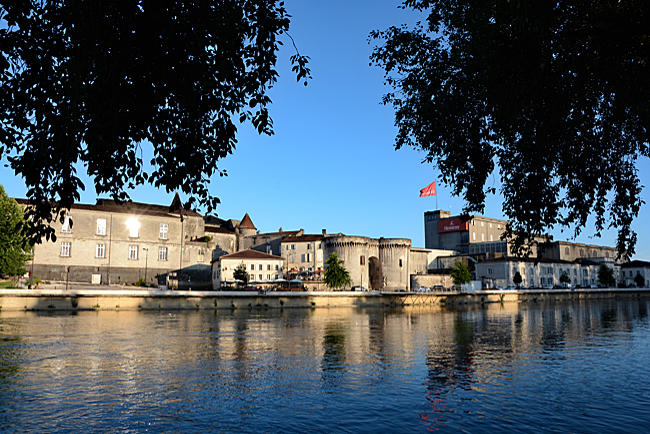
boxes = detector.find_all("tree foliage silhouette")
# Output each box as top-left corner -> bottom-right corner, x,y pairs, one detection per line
597,264 -> 615,287
324,253 -> 352,290
634,272 -> 645,288
0,1 -> 310,243
371,1 -> 649,257
450,261 -> 471,286
233,264 -> 249,286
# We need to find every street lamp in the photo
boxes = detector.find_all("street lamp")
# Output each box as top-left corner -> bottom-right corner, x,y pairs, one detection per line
142,247 -> 149,284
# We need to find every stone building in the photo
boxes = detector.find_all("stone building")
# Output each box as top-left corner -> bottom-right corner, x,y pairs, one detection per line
280,232 -> 325,276
408,248 -> 457,275
211,249 -> 284,289
425,210 -> 508,253
21,195 -> 211,285
620,260 -> 650,288
474,257 -> 619,289
323,235 -> 411,291
537,241 -> 620,263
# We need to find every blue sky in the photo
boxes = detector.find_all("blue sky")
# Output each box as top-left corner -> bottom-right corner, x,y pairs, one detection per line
1,0 -> 649,258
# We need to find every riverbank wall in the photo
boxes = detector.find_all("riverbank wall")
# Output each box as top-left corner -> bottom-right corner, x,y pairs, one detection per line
1,288 -> 650,311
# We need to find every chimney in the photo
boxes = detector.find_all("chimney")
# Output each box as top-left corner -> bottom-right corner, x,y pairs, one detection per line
279,227 -> 282,233
322,229 -> 326,236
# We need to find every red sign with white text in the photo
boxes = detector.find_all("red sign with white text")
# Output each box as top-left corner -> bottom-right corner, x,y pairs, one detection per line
438,217 -> 469,233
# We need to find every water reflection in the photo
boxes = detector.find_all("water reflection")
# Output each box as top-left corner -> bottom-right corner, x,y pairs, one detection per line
1,299 -> 650,431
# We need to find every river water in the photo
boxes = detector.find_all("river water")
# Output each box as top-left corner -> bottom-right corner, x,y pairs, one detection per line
1,299 -> 650,432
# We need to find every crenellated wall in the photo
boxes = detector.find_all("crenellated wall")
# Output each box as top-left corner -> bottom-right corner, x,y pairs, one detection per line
323,235 -> 410,291
379,238 -> 411,291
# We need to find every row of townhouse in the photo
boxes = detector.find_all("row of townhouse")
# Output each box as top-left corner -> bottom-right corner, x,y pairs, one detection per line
474,257 -> 650,289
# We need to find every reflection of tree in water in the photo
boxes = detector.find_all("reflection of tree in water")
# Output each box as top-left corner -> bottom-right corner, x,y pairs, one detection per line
421,314 -> 475,429
321,322 -> 346,386
0,333 -> 22,426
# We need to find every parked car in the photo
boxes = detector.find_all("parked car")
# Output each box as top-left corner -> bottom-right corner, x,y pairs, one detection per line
433,285 -> 445,292
416,286 -> 431,292
351,286 -> 368,292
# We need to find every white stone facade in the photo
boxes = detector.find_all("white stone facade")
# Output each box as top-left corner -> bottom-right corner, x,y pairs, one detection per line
475,258 -> 620,289
212,250 -> 284,288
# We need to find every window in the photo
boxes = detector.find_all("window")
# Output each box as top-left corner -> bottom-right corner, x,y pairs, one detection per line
488,268 -> 493,275
481,221 -> 484,227
129,245 -> 139,260
307,253 -> 311,262
127,218 -> 140,238
96,218 -> 107,235
259,264 -> 263,270
489,234 -> 493,241
399,259 -> 403,267
259,274 -> 263,281
291,244 -> 295,250
360,255 -> 365,265
489,223 -> 492,228
159,247 -> 168,261
580,249 -> 584,257
307,244 -> 311,249
198,249 -> 204,261
267,274 -> 271,280
96,243 -> 105,258
61,216 -> 72,233
565,247 -> 570,255
60,242 -> 71,257
472,232 -> 476,241
301,254 -> 306,263
275,265 -> 279,270
481,233 -> 485,241
160,223 -> 169,240
318,243 -> 322,249
250,264 -> 255,270
592,250 -> 597,257
605,251 -> 609,258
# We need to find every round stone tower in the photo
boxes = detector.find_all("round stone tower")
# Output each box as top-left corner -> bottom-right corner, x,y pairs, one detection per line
379,238 -> 411,291
238,213 -> 257,237
323,235 -> 377,289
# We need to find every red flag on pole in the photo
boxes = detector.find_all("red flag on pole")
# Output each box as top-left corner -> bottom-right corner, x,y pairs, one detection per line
419,181 -> 437,197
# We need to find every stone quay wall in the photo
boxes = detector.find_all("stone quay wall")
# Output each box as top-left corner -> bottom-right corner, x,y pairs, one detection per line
0,288 -> 649,312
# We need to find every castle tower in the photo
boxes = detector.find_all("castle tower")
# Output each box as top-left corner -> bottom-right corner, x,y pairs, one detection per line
379,238 -> 411,291
238,213 -> 256,237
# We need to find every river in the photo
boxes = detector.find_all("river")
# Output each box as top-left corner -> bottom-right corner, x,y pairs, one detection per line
1,299 -> 649,431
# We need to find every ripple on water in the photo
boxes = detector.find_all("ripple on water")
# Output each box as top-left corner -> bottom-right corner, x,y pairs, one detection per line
2,301 -> 650,431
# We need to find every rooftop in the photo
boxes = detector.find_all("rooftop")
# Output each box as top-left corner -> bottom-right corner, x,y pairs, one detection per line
282,234 -> 324,243
217,249 -> 282,261
15,195 -> 202,218
239,213 -> 256,229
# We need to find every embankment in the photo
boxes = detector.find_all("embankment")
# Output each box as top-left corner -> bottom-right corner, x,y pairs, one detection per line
1,288 -> 649,311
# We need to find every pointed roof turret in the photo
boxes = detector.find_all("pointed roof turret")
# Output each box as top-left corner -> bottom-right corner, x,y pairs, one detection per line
239,213 -> 256,230
169,192 -> 183,213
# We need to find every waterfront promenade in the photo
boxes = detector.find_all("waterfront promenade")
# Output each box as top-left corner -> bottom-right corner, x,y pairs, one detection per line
1,287 -> 649,311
